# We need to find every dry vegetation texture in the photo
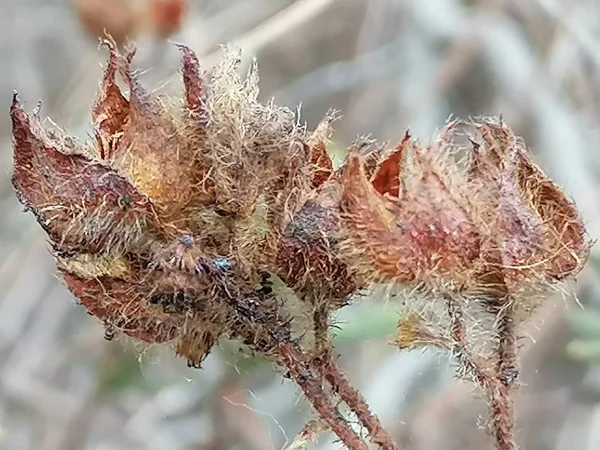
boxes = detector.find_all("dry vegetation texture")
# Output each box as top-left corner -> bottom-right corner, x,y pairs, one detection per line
2,1 -> 600,450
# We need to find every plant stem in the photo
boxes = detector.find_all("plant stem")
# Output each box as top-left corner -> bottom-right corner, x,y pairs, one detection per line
491,304 -> 518,450
316,355 -> 399,450
277,343 -> 370,450
217,270 -> 399,450
309,295 -> 398,449
446,293 -> 487,380
445,293 -> 517,450
218,278 -> 370,450
487,379 -> 516,450
307,293 -> 397,449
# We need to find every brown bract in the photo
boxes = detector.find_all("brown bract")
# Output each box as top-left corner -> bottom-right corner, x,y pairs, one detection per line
276,176 -> 360,305
467,119 -> 591,303
339,139 -> 481,290
11,95 -> 160,255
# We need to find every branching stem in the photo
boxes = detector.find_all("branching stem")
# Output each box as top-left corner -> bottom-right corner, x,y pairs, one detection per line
277,343 -> 370,450
217,277 -> 370,450
218,274 -> 398,450
316,354 -> 399,450
308,295 -> 398,449
445,293 -> 517,450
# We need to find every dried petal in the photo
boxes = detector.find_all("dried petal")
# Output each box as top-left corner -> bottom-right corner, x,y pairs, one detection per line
308,118 -> 334,189
11,95 -> 158,254
176,326 -> 222,367
370,131 -> 410,197
92,38 -> 130,160
394,314 -> 449,351
395,315 -> 423,350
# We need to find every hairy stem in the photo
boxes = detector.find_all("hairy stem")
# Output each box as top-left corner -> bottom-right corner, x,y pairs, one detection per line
216,268 -> 398,450
487,380 -> 516,450
445,294 -> 517,450
446,293 -> 488,381
277,343 -> 370,450
491,304 -> 518,450
308,294 -> 397,450
316,354 -> 398,450
217,277 -> 370,450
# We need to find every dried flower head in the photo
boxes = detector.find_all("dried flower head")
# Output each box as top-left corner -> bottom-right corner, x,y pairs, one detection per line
329,119 -> 590,449
337,120 -> 590,311
11,36 -> 589,369
11,39 -> 325,367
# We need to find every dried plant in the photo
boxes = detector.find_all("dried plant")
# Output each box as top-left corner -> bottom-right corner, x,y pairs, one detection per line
10,39 -> 591,450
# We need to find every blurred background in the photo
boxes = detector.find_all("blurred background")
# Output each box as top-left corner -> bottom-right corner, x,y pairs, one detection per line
2,0 -> 600,449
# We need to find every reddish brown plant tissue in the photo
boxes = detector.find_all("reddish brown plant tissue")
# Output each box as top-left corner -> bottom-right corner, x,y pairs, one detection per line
339,119 -> 590,300
10,40 -> 591,450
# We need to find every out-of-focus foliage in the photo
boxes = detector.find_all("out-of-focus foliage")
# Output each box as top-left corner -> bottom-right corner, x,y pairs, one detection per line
567,309 -> 600,363
567,256 -> 600,364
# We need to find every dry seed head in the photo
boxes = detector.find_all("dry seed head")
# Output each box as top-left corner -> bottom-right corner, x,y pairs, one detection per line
11,40 -> 329,367
11,39 -> 590,368
337,119 -> 589,318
